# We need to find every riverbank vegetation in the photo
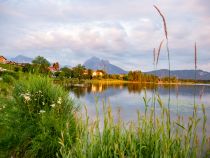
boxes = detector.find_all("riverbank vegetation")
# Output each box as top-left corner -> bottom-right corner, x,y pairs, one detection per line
0,75 -> 210,157
0,3 -> 210,157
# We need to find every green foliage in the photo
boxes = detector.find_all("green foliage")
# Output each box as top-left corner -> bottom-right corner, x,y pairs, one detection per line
60,67 -> 72,78
0,76 -> 76,158
2,74 -> 15,84
127,71 -> 158,82
14,66 -> 21,72
22,64 -> 37,73
60,97 -> 209,158
0,71 -> 19,80
161,76 -> 178,82
72,64 -> 86,80
32,56 -> 50,67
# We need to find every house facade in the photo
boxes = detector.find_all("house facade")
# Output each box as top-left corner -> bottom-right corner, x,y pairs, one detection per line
0,56 -> 7,64
48,62 -> 60,73
92,70 -> 104,77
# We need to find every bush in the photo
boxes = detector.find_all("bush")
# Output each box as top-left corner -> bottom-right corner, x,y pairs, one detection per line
0,75 -> 76,158
0,71 -> 19,80
2,74 -> 15,84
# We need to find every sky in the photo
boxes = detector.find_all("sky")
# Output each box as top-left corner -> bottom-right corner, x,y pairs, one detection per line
0,0 -> 210,71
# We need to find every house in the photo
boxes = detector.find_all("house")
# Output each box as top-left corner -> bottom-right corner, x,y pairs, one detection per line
0,56 -> 7,64
83,70 -> 88,75
48,62 -> 60,73
92,70 -> 104,77
6,61 -> 16,65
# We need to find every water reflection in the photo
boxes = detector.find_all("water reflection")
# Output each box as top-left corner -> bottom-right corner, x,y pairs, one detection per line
69,83 -> 210,135
68,83 -> 210,99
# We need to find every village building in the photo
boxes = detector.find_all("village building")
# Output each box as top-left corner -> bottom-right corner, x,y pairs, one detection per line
48,62 -> 60,73
92,70 -> 104,77
83,70 -> 88,75
0,56 -> 7,64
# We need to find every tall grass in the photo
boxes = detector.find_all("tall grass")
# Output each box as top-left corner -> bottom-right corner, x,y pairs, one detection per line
154,5 -> 172,138
0,75 -> 77,158
59,95 -> 210,158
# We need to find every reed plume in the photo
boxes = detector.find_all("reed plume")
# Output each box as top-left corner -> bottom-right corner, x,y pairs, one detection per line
154,5 -> 170,78
154,5 -> 171,139
154,5 -> 168,40
153,48 -> 156,66
156,39 -> 164,66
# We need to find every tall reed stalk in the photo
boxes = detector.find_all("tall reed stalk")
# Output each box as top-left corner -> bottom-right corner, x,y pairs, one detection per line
193,42 -> 197,118
154,5 -> 171,138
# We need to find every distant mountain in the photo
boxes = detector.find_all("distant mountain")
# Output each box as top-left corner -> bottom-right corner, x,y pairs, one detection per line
10,55 -> 33,63
83,57 -> 127,74
146,69 -> 210,80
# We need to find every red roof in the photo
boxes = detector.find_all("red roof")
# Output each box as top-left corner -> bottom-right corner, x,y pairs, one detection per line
0,56 -> 7,60
48,66 -> 57,72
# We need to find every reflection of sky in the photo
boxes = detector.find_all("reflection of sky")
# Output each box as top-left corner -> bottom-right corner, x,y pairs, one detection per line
70,84 -> 210,134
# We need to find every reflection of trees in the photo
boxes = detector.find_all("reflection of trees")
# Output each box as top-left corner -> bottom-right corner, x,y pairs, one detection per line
127,83 -> 158,94
71,87 -> 86,98
68,83 -> 210,98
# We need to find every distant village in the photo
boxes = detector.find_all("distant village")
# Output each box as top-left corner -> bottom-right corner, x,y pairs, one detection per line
0,55 -> 105,78
2,55 -> 196,83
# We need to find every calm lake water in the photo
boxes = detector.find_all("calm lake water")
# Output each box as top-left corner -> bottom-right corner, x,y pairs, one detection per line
69,83 -> 210,134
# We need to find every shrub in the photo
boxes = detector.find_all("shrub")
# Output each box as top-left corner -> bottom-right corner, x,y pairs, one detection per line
0,75 -> 76,158
2,74 -> 15,84
0,71 -> 19,80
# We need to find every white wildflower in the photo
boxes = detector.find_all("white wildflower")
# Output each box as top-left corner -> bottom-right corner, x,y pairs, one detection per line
57,97 -> 62,104
24,95 -> 31,102
39,110 -> 46,114
50,104 -> 56,108
42,102 -> 45,105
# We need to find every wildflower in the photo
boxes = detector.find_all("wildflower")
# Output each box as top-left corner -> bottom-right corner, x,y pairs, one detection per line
57,97 -> 62,104
50,104 -> 56,108
24,95 -> 31,102
39,110 -> 46,114
42,102 -> 45,105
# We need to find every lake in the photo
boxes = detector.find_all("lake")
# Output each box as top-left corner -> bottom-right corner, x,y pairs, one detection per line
69,82 -> 210,134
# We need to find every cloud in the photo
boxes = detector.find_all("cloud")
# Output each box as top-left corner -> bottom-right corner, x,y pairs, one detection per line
0,0 -> 209,71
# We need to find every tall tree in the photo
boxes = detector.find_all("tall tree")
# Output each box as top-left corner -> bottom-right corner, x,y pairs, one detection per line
32,56 -> 50,67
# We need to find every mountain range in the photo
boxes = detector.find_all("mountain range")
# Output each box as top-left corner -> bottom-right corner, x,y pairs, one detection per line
146,69 -> 210,80
83,57 -> 127,74
10,55 -> 33,63
5,55 -> 210,80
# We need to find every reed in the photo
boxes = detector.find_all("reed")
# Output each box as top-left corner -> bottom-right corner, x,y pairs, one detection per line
154,5 -> 171,138
59,96 -> 210,158
154,5 -> 171,80
156,39 -> 164,66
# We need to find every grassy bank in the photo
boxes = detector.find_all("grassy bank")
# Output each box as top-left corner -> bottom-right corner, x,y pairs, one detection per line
0,75 -> 210,157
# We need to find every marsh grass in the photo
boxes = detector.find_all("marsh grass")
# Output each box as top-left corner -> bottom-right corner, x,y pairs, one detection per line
59,94 -> 210,158
0,75 -> 77,158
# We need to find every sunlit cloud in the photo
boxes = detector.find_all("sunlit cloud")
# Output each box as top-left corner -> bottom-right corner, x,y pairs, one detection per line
0,0 -> 209,71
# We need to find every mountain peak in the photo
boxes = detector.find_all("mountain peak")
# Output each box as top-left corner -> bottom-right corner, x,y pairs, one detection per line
10,55 -> 33,63
83,57 -> 127,74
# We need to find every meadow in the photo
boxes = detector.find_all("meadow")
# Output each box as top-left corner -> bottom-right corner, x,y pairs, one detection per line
0,5 -> 210,158
0,73 -> 210,157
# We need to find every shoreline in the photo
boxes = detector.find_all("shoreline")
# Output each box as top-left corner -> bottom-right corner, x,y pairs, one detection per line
84,79 -> 210,86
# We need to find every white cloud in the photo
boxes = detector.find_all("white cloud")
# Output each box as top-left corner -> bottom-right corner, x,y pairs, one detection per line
0,0 -> 210,71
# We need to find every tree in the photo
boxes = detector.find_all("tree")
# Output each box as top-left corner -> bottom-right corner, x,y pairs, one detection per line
60,67 -> 72,78
72,64 -> 86,80
32,56 -> 50,67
